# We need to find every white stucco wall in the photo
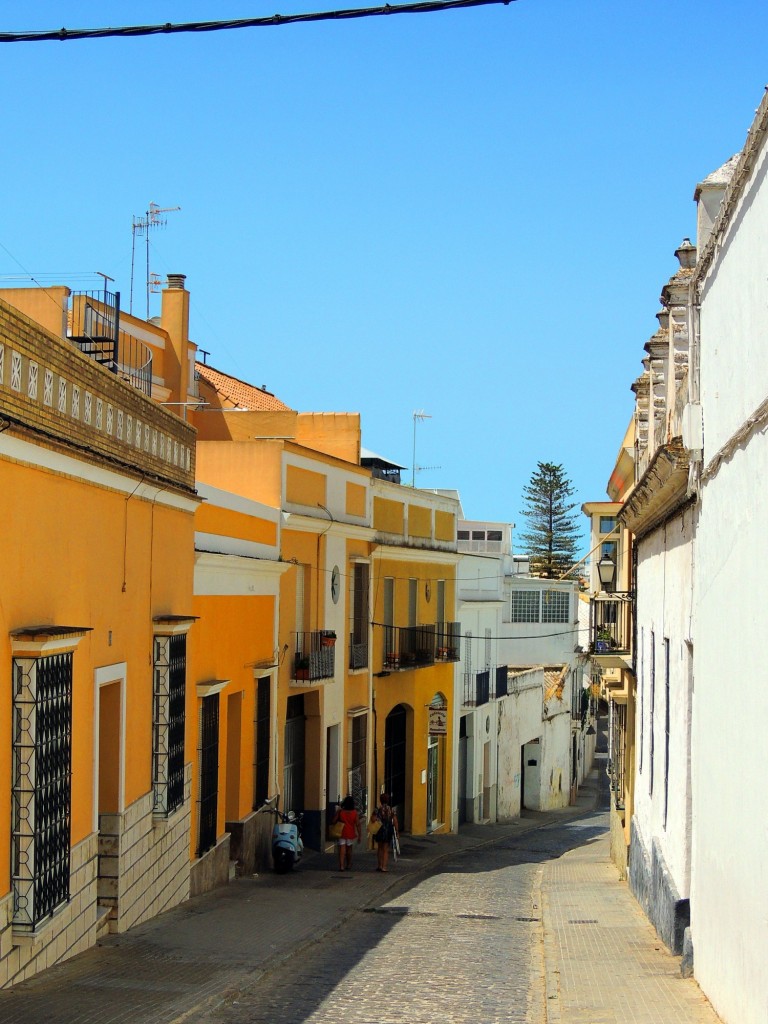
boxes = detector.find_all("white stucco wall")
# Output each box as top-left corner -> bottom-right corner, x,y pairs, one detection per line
499,578 -> 580,668
496,672 -> 544,818
632,505 -> 694,899
692,129 -> 768,1024
541,707 -> 571,810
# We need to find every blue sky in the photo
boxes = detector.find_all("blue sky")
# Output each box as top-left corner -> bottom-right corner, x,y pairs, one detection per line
2,1 -> 767,542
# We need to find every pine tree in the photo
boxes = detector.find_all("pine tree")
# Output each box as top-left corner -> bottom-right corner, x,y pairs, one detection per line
519,462 -> 582,578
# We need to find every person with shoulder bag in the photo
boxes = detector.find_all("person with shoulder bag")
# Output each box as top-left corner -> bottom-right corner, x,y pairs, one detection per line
371,792 -> 398,872
332,795 -> 361,871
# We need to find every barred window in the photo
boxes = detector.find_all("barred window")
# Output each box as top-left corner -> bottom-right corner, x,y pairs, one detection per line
510,590 -> 540,623
348,713 -> 368,815
153,633 -> 187,817
12,652 -> 73,932
541,590 -> 570,623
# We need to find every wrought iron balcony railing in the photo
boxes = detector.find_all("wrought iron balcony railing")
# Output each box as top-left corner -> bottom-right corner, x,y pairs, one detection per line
463,669 -> 490,707
383,624 -> 435,671
292,630 -> 336,684
381,622 -> 461,672
589,592 -> 633,655
495,665 -> 509,698
349,633 -> 368,670
69,290 -> 153,397
435,621 -> 461,662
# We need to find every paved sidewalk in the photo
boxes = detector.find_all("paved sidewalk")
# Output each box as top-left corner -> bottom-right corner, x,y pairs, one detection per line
0,773 -> 721,1024
539,811 -> 721,1024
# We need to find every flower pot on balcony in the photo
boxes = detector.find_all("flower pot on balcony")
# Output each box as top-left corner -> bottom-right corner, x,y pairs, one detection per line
320,631 -> 336,648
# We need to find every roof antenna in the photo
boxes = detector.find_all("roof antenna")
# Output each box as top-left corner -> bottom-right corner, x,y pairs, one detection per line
130,202 -> 180,318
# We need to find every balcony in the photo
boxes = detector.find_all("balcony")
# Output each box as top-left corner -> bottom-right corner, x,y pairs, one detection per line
463,669 -> 490,707
381,622 -> 462,673
495,665 -> 509,698
435,622 -> 461,663
292,630 -> 336,684
349,633 -> 368,670
589,593 -> 633,664
69,290 -> 153,397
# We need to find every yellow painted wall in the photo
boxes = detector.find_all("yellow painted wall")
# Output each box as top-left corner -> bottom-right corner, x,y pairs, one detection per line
189,594 -> 275,847
286,465 -> 327,509
295,412 -> 361,464
369,554 -> 456,834
0,458 -> 194,896
345,482 -> 367,518
196,503 -> 277,546
196,440 -> 283,508
408,504 -> 432,539
0,286 -> 70,338
193,408 -> 299,443
373,496 -> 405,535
434,510 -> 455,542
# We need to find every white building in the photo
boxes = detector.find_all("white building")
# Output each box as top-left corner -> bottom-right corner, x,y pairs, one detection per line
593,87 -> 768,1024
617,239 -> 698,957
452,514 -> 592,829
686,93 -> 768,1024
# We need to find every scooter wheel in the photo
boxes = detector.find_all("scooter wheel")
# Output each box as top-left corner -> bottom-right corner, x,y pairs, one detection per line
273,849 -> 292,873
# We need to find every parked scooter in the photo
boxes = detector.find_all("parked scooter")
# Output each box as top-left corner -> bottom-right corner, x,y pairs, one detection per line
259,796 -> 304,873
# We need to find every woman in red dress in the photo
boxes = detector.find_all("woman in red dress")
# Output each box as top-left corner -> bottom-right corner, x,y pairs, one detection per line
332,795 -> 362,871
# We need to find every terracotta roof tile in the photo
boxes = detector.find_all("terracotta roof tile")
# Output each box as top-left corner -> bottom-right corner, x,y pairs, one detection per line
196,362 -> 293,412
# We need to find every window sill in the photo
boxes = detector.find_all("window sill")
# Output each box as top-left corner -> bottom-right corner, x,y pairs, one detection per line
12,904 -> 66,947
152,801 -> 186,833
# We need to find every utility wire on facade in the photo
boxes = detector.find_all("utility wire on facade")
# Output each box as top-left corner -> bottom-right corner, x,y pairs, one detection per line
0,0 -> 514,43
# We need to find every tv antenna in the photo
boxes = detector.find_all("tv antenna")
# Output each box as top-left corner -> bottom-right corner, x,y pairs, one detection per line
130,202 -> 180,318
411,410 -> 440,487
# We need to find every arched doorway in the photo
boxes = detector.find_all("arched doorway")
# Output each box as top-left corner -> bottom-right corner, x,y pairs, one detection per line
384,704 -> 407,830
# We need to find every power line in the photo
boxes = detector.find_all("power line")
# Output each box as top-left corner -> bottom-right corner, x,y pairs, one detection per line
0,0 -> 514,44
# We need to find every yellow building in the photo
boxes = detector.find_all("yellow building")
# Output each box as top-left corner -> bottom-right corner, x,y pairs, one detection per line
369,476 -> 461,835
0,285 -> 198,985
191,369 -> 461,844
0,270 -> 463,989
583,419 -> 636,877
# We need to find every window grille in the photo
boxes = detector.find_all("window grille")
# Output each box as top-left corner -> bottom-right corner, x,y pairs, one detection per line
153,633 -> 187,817
12,653 -> 73,932
510,590 -> 540,623
610,702 -> 627,805
197,694 -> 219,856
348,714 -> 368,816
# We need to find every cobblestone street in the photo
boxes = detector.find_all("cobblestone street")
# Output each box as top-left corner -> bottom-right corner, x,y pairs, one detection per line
199,834 -> 554,1024
0,774 -> 721,1024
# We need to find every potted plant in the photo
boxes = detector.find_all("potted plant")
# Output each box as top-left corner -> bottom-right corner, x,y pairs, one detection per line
595,628 -> 615,653
295,655 -> 310,680
320,630 -> 336,648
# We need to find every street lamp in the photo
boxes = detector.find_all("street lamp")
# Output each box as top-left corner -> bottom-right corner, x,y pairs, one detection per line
597,555 -> 616,592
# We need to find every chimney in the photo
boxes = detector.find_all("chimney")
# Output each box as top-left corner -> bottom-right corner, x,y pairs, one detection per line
160,274 -> 190,408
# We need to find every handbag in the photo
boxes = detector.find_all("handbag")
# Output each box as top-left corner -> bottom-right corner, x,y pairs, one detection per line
367,818 -> 382,836
329,819 -> 344,839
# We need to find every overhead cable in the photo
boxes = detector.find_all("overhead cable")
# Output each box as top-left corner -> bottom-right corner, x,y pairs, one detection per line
0,0 -> 515,44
